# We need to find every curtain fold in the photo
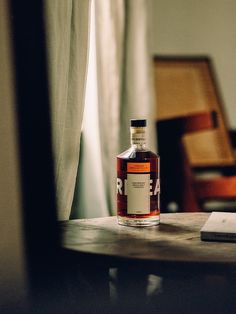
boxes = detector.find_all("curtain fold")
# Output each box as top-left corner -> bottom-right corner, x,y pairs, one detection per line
120,0 -> 156,152
94,0 -> 125,215
44,0 -> 91,220
71,0 -> 110,219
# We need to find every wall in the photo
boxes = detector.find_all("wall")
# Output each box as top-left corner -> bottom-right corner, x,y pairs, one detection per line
150,0 -> 236,128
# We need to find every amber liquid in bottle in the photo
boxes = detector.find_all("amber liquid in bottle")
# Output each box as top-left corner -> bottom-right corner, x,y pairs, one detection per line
117,120 -> 160,226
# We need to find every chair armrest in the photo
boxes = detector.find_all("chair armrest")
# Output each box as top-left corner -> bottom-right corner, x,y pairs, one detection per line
194,176 -> 236,200
157,111 -> 217,137
193,164 -> 236,175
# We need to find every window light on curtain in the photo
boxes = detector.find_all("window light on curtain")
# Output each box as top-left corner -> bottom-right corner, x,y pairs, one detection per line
71,0 -> 109,219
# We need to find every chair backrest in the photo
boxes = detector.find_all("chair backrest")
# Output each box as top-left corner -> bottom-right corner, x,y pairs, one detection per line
154,56 -> 235,168
154,56 -> 236,212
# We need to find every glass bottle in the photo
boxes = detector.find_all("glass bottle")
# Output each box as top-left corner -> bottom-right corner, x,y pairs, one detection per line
117,119 -> 160,226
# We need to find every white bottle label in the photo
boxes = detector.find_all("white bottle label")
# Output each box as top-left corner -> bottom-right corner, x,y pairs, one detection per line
130,127 -> 146,146
131,132 -> 146,145
127,173 -> 150,214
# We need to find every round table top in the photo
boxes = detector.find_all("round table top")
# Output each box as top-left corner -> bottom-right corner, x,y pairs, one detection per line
61,213 -> 236,268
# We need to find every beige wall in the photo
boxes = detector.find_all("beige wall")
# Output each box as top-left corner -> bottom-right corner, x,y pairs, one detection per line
150,0 -> 236,128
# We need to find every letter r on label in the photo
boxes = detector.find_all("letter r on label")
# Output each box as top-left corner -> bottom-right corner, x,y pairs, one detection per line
117,178 -> 123,195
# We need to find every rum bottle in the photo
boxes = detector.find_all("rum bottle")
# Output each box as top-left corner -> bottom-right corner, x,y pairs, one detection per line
117,119 -> 160,226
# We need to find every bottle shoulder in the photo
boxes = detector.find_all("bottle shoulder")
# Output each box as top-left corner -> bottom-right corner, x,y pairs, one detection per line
117,147 -> 159,160
117,147 -> 134,159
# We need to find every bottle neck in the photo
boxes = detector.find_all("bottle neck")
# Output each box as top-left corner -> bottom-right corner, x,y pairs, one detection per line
130,126 -> 146,150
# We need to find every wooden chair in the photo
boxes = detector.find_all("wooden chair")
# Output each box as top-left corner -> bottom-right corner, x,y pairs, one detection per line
154,56 -> 236,212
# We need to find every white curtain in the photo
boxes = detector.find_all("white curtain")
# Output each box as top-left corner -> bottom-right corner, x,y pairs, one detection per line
44,0 -> 91,220
72,0 -> 156,218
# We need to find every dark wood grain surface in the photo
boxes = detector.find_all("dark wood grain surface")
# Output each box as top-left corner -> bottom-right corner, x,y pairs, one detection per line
61,213 -> 236,267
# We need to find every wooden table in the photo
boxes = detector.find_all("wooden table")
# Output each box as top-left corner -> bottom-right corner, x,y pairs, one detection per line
62,213 -> 236,268
61,213 -> 236,313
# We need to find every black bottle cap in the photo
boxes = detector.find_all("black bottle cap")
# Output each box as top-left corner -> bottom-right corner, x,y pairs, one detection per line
130,119 -> 147,127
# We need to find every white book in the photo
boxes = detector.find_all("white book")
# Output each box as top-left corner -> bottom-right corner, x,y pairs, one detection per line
200,212 -> 236,242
